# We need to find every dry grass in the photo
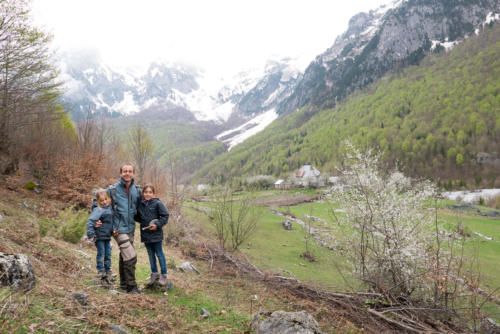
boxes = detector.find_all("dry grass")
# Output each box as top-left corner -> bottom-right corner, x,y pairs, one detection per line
0,185 -> 403,333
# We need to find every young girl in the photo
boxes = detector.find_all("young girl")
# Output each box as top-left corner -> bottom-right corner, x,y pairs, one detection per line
135,184 -> 169,286
86,189 -> 116,283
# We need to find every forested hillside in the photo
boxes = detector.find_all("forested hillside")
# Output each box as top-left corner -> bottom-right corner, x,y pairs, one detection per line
194,24 -> 500,186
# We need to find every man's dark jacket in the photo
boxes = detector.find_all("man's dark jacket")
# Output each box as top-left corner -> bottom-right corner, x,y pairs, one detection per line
107,178 -> 141,234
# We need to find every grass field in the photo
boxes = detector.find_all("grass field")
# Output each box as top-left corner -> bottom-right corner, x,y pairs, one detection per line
187,188 -> 500,313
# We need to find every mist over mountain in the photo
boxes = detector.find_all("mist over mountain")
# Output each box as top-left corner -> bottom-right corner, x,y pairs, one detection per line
57,0 -> 500,181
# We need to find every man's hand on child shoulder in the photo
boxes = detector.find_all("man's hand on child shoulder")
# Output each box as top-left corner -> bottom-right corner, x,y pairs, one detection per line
112,230 -> 119,237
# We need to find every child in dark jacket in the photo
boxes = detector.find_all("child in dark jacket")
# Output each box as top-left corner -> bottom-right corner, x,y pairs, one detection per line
86,189 -> 116,283
135,184 -> 169,286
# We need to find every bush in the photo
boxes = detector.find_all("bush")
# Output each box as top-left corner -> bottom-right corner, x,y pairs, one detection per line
38,217 -> 58,237
244,175 -> 275,190
330,142 -> 458,300
59,207 -> 87,244
38,206 -> 87,244
209,188 -> 259,252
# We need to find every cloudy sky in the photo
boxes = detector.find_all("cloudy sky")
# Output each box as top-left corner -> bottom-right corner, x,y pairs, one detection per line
33,0 -> 391,75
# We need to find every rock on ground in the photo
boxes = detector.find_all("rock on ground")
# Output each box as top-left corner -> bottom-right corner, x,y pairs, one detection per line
70,293 -> 88,306
251,310 -> 325,334
180,261 -> 200,274
0,252 -> 35,291
480,317 -> 500,334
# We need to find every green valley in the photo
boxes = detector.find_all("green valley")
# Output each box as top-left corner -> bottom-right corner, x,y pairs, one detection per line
193,25 -> 500,186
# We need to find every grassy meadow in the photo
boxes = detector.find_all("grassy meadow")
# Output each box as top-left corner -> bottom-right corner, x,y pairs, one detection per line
187,188 -> 500,313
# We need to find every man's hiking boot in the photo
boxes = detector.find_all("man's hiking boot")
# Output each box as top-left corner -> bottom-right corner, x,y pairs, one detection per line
97,270 -> 106,279
127,286 -> 141,294
159,274 -> 167,286
146,272 -> 159,286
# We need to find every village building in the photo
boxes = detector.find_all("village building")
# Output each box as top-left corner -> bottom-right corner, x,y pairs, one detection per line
274,179 -> 291,190
295,165 -> 323,187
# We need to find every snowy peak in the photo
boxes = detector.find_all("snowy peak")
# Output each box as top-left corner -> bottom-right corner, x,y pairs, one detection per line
59,50 -> 303,126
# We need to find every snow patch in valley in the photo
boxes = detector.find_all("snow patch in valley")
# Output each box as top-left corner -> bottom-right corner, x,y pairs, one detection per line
430,39 -> 459,52
216,108 -> 278,150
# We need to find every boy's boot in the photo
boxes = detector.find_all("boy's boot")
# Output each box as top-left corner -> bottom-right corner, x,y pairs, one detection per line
159,274 -> 167,286
97,270 -> 106,279
146,273 -> 159,286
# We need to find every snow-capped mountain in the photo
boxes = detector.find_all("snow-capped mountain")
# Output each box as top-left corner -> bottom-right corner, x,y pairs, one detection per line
59,50 -> 303,126
278,0 -> 500,114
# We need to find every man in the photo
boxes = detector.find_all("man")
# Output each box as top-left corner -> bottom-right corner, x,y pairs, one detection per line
101,164 -> 141,293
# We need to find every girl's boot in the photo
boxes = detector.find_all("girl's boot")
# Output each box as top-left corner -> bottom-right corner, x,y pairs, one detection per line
146,272 -> 159,286
159,274 -> 167,286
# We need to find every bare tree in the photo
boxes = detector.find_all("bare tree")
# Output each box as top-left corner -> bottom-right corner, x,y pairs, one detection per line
0,0 -> 62,156
210,188 -> 259,252
128,122 -> 153,182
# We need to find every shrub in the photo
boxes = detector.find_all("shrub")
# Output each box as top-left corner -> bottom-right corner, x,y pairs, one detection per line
38,206 -> 87,244
59,207 -> 87,244
244,175 -> 275,190
209,188 -> 259,252
331,143 -> 437,297
38,217 -> 58,238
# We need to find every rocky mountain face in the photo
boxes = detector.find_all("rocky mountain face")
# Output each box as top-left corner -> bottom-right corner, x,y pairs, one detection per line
60,50 -> 200,120
278,0 -> 500,114
234,59 -> 303,115
59,50 -> 302,126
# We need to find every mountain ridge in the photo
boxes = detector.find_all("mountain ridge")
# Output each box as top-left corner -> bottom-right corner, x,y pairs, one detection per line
277,0 -> 500,114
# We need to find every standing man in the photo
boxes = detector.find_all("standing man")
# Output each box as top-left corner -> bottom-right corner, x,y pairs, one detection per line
108,164 -> 141,294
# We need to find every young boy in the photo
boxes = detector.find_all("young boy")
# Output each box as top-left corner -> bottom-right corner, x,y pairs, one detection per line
86,189 -> 116,284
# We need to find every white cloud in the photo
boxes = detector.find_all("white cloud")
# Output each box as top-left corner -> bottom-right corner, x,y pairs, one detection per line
33,0 -> 393,75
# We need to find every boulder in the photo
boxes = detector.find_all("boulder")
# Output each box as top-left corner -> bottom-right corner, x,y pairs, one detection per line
251,310 -> 325,334
201,307 -> 211,319
282,220 -> 292,230
109,325 -> 130,334
70,293 -> 88,306
0,252 -> 35,291
180,261 -> 200,274
479,211 -> 500,218
480,317 -> 500,334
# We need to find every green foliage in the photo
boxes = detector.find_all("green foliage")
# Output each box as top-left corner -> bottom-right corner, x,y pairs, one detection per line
23,181 -> 37,190
38,217 -> 58,238
38,206 -> 87,243
194,25 -> 500,185
244,175 -> 275,190
59,208 -> 87,244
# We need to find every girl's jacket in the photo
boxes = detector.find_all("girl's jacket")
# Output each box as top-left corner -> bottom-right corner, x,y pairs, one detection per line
135,198 -> 169,243
86,206 -> 115,241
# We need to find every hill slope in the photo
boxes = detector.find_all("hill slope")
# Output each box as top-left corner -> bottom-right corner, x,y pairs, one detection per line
278,0 -> 499,114
194,24 -> 500,185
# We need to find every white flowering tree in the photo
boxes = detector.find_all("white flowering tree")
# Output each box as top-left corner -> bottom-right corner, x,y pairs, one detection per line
330,142 -> 437,298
